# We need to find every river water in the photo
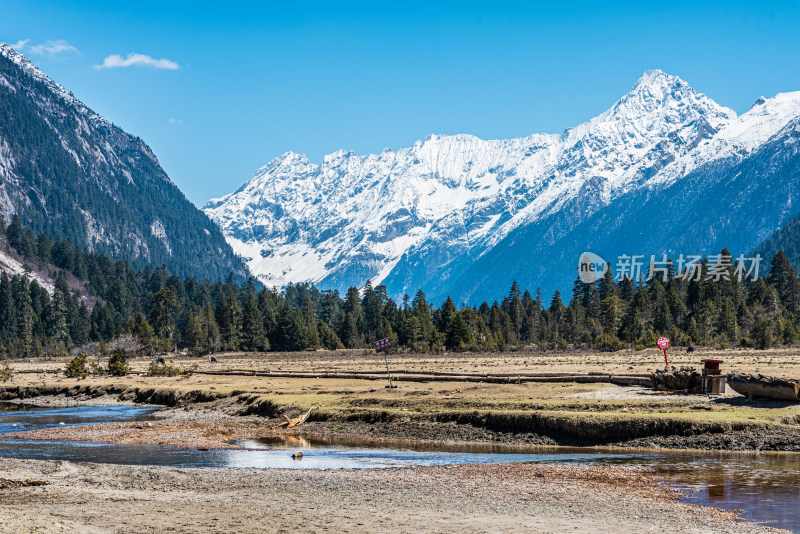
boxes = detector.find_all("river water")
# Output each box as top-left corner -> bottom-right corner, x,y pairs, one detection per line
0,404 -> 797,532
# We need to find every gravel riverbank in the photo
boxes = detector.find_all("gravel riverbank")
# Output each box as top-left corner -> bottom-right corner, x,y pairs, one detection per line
0,458 -> 782,534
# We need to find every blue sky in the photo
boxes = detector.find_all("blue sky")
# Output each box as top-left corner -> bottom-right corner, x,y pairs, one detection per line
2,1 -> 799,206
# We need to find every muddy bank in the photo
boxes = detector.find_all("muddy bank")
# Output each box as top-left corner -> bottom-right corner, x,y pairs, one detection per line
0,384 -> 245,409
9,397 -> 800,454
0,457 -> 781,533
611,427 -> 800,451
298,418 -> 800,452
3,384 -> 800,452
11,414 -> 564,451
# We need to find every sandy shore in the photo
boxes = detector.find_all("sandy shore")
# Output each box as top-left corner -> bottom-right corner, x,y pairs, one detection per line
0,457 -> 781,534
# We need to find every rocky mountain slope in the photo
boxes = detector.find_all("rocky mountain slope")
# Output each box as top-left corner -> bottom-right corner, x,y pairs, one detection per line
0,43 -> 247,281
206,70 -> 800,302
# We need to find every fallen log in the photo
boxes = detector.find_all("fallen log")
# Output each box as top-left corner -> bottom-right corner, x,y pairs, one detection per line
210,368 -> 650,379
193,370 -> 619,385
610,375 -> 652,387
0,478 -> 48,489
727,372 -> 800,402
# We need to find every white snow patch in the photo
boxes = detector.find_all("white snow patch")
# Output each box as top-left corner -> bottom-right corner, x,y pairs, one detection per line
150,219 -> 172,255
0,136 -> 15,180
0,183 -> 15,222
0,74 -> 15,92
0,247 -> 55,293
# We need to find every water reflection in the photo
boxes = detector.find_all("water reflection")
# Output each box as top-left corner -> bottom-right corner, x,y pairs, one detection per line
0,405 -> 159,435
0,401 -> 40,413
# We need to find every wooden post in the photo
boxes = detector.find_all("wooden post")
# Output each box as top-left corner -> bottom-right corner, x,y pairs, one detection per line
374,337 -> 394,388
383,350 -> 393,388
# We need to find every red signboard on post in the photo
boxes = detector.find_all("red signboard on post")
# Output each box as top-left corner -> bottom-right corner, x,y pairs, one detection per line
657,337 -> 670,366
374,337 -> 392,352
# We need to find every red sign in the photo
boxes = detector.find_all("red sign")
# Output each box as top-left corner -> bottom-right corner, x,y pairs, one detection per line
657,337 -> 670,366
374,337 -> 392,352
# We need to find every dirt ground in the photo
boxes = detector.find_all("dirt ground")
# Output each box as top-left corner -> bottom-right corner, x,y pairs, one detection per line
6,344 -> 800,379
0,458 -> 781,534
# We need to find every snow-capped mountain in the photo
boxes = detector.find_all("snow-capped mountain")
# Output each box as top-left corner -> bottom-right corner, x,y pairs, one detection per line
205,70 -> 800,302
0,43 -> 247,281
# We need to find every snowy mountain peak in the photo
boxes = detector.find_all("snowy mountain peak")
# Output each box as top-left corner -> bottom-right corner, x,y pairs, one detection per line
269,151 -> 307,164
633,69 -> 681,89
651,90 -> 800,186
562,70 -> 734,147
204,72 -> 800,297
322,149 -> 356,164
607,70 -> 734,122
0,42 -> 38,74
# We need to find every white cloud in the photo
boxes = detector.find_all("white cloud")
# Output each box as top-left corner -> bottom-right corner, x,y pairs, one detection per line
94,53 -> 180,70
30,39 -> 79,57
168,118 -> 184,127
11,39 -> 29,51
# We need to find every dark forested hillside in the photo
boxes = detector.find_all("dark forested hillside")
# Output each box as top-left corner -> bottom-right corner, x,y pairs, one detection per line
1,216 -> 799,359
754,211 -> 800,273
0,44 -> 247,281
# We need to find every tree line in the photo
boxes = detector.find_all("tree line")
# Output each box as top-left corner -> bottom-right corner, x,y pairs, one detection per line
0,214 -> 799,358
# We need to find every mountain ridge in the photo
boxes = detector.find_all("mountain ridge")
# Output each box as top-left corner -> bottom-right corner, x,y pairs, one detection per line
207,69 -> 764,299
206,69 -> 800,300
0,43 -> 248,282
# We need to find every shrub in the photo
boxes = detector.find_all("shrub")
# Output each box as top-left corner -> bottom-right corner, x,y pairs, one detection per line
148,360 -> 181,377
89,358 -> 104,377
108,350 -> 130,376
148,359 -> 198,378
594,333 -> 625,352
65,353 -> 89,379
0,363 -> 12,383
752,317 -> 774,350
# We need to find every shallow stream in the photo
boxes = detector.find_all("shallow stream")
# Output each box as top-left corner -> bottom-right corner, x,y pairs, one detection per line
0,404 -> 797,532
